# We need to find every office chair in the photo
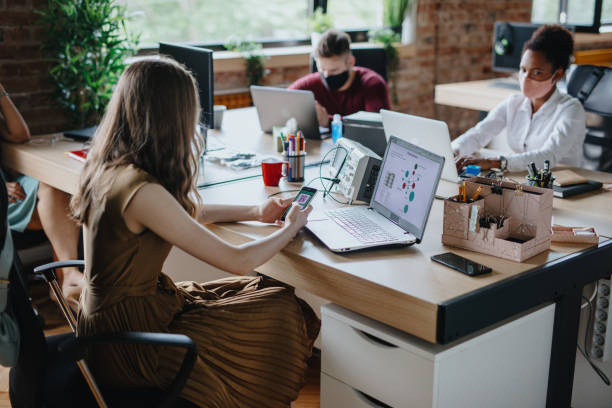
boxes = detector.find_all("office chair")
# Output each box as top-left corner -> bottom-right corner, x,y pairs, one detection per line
566,65 -> 612,171
310,46 -> 388,82
2,177 -> 199,407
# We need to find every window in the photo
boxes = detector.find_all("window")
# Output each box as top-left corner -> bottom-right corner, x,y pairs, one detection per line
532,0 -> 559,23
567,0 -> 596,26
121,0 -> 309,48
326,0 -> 383,31
531,0 -> 610,32
604,0 -> 612,23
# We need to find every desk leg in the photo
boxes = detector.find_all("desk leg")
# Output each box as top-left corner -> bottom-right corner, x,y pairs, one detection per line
546,289 -> 582,408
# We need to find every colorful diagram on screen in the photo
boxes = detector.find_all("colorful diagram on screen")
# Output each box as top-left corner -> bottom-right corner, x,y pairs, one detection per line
400,163 -> 422,212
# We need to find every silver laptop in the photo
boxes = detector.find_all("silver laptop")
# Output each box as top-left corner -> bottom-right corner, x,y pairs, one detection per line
250,86 -> 327,139
380,110 -> 460,184
306,137 -> 444,252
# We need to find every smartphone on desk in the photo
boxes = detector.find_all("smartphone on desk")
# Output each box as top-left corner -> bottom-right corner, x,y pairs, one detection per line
431,252 -> 492,276
281,186 -> 317,221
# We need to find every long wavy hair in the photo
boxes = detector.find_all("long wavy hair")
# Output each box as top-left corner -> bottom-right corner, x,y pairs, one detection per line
71,57 -> 203,224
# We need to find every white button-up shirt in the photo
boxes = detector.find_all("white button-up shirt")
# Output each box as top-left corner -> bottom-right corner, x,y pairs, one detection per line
451,89 -> 586,172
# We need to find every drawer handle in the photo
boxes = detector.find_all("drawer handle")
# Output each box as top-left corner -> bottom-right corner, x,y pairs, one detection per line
354,389 -> 393,408
352,328 -> 399,348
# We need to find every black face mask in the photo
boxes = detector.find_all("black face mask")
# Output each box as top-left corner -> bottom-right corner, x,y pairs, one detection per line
321,70 -> 349,91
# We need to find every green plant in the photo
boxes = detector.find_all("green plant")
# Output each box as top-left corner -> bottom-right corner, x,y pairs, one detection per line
38,0 -> 139,128
369,28 -> 401,105
307,7 -> 334,34
224,37 -> 268,86
383,0 -> 412,28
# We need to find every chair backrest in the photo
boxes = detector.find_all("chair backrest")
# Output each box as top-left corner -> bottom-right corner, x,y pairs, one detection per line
567,65 -> 612,117
310,46 -> 388,82
0,172 -> 7,252
1,177 -> 47,407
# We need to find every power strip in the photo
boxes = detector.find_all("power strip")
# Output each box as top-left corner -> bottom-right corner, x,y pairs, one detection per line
591,277 -> 612,362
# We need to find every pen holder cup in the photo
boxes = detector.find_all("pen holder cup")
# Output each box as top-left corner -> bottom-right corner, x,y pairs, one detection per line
283,153 -> 306,183
524,176 -> 555,189
442,197 -> 484,240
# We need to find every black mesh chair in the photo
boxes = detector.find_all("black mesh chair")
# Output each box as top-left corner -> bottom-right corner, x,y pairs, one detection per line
310,46 -> 388,82
2,176 -> 198,407
566,65 -> 612,171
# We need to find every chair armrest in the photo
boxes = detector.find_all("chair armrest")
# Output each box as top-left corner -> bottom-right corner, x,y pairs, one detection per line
33,260 -> 85,282
59,331 -> 197,408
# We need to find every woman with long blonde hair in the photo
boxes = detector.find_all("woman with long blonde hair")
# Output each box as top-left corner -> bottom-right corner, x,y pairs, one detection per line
72,57 -> 319,407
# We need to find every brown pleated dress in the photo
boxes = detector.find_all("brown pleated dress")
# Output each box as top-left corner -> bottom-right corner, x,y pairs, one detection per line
77,165 -> 320,407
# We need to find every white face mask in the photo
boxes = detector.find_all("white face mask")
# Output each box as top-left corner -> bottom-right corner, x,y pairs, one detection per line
519,70 -> 558,100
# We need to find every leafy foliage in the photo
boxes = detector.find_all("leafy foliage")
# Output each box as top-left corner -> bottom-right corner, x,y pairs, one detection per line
224,37 -> 268,86
383,0 -> 411,28
307,7 -> 334,34
38,0 -> 139,128
369,28 -> 401,105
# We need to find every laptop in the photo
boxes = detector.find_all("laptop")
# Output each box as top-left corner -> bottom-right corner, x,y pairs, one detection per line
380,110 -> 460,184
63,126 -> 97,142
306,136 -> 444,252
250,86 -> 328,139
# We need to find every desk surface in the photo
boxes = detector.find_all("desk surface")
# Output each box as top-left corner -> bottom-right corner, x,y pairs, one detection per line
435,78 -> 518,112
3,107 -> 612,344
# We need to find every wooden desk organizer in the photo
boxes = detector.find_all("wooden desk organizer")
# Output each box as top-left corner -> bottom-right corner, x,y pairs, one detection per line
441,177 -> 553,262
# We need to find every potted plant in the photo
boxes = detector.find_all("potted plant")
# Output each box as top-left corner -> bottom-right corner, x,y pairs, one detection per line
384,0 -> 412,35
38,0 -> 139,128
369,28 -> 401,106
224,37 -> 269,86
307,7 -> 334,46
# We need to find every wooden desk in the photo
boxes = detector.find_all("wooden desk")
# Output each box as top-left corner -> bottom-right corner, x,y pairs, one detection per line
3,107 -> 612,407
434,78 -> 518,112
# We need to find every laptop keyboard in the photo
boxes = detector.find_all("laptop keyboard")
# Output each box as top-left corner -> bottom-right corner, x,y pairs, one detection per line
326,208 -> 401,244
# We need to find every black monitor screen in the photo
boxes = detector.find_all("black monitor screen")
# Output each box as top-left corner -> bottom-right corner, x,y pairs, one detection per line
159,42 -> 214,129
491,22 -> 540,73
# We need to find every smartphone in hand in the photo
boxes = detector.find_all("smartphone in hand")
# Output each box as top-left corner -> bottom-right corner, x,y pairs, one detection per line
281,186 -> 317,221
431,252 -> 492,276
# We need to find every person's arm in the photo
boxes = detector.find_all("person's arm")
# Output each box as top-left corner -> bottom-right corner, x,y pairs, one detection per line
363,80 -> 391,112
124,184 -> 310,276
197,197 -> 292,224
0,83 -> 30,143
288,75 -> 312,91
451,97 -> 510,157
505,101 -> 586,172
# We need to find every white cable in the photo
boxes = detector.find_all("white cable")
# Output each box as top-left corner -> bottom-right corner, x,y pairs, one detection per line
581,281 -> 598,309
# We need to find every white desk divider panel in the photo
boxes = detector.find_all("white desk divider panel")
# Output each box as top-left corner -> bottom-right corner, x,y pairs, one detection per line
321,302 -> 555,408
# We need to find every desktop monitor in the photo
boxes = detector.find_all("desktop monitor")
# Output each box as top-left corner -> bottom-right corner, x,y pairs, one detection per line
159,42 -> 214,130
491,22 -> 540,73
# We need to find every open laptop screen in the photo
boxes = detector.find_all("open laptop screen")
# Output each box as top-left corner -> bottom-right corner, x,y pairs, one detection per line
370,136 -> 444,242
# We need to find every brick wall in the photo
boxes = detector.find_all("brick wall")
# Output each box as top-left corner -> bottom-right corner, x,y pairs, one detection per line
0,0 -> 71,135
432,0 -> 532,137
1,0 -> 532,136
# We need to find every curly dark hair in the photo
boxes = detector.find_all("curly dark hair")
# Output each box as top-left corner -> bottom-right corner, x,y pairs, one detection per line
523,24 -> 574,72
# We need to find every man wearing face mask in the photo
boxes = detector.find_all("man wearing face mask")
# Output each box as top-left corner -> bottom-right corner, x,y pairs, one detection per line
289,29 -> 391,127
452,25 -> 585,173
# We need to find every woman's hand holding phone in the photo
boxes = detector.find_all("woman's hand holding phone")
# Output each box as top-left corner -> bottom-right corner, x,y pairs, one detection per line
257,197 -> 293,224
283,203 -> 312,231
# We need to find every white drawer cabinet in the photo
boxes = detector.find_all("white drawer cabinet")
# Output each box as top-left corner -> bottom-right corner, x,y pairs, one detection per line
321,303 -> 556,408
322,372 -> 392,408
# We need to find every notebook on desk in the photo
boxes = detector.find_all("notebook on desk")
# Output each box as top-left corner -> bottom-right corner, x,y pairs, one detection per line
306,136 -> 444,252
553,180 -> 603,198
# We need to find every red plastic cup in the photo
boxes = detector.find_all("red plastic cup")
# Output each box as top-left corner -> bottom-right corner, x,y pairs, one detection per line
261,161 -> 287,186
